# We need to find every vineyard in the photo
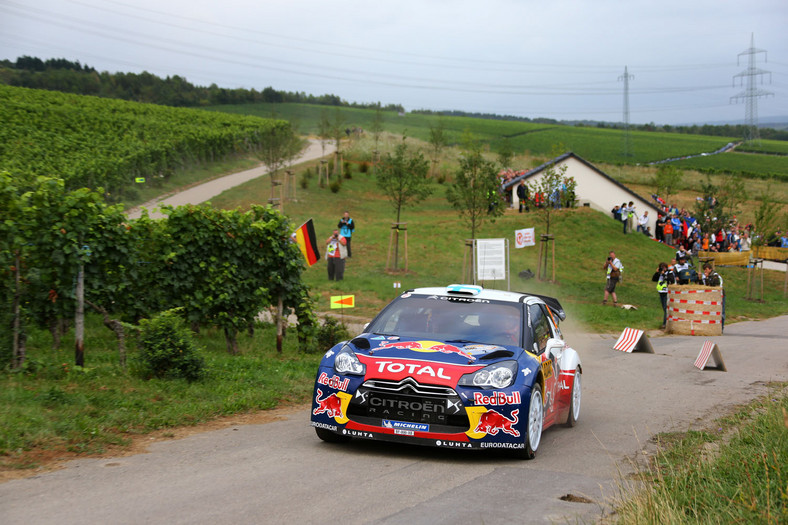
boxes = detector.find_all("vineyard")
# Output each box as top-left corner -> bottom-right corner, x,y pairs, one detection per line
210,102 -> 788,178
0,85 -> 291,201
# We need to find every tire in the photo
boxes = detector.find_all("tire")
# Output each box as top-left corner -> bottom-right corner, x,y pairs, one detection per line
516,383 -> 543,460
565,370 -> 581,428
315,427 -> 351,443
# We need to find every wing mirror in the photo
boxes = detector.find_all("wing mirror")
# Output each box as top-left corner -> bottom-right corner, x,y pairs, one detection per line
545,338 -> 565,358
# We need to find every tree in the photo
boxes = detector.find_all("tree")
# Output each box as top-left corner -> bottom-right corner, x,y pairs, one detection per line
653,165 -> 682,205
255,122 -> 297,207
376,140 -> 432,224
692,175 -> 747,242
330,108 -> 347,178
446,144 -> 503,240
428,119 -> 447,178
530,159 -> 569,236
497,137 -> 514,169
370,103 -> 385,172
158,204 -> 306,354
376,141 -> 432,270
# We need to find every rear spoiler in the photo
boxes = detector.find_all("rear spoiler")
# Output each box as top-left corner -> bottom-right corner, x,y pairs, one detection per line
519,292 -> 566,321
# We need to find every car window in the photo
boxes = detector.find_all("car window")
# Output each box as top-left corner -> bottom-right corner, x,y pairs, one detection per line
365,295 -> 522,346
528,303 -> 553,354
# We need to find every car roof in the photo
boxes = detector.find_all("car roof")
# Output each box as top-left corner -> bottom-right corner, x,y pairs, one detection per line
406,284 -> 566,321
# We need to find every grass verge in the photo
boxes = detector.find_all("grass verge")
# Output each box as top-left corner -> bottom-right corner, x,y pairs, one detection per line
0,316 -> 322,472
612,384 -> 788,524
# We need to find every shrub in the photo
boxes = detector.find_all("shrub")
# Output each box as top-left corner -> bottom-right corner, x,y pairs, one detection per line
359,161 -> 369,174
136,309 -> 206,381
343,161 -> 352,179
329,180 -> 342,193
315,317 -> 350,352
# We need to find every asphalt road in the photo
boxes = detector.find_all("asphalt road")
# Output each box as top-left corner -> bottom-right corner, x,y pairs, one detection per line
2,316 -> 786,525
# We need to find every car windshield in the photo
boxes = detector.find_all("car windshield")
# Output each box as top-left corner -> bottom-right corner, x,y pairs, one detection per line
365,294 -> 524,347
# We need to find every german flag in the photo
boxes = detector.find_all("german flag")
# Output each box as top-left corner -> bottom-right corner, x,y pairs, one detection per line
293,219 -> 320,266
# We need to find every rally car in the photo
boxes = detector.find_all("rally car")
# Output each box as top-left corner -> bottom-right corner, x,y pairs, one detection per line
311,284 -> 582,459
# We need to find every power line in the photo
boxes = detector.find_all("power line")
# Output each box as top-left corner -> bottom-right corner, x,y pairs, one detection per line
731,33 -> 773,143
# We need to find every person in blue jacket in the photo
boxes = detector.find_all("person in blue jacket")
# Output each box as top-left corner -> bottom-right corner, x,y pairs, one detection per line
338,211 -> 355,258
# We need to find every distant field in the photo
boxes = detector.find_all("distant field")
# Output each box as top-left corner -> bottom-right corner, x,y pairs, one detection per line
207,102 -> 787,178
735,139 -> 788,156
671,151 -> 788,180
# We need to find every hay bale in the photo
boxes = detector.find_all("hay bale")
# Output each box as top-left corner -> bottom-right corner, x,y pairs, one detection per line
665,284 -> 723,336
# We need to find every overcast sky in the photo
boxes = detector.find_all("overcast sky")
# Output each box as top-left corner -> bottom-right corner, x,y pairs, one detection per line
2,0 -> 786,125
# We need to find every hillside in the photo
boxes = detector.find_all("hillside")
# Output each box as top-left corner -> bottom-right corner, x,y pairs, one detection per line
0,85 -> 290,201
208,161 -> 788,332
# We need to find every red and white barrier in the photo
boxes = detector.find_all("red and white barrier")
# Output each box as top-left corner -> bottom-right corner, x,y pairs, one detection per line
694,340 -> 726,371
613,327 -> 654,354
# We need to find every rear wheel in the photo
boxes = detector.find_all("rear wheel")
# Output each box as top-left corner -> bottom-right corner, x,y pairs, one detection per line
565,370 -> 581,427
315,427 -> 351,443
516,384 -> 543,460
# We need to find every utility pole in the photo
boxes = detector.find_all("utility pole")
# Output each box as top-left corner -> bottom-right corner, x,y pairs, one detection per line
618,66 -> 634,157
731,33 -> 773,144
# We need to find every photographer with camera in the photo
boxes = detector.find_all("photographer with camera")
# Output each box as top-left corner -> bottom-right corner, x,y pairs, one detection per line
602,251 -> 623,306
325,229 -> 348,281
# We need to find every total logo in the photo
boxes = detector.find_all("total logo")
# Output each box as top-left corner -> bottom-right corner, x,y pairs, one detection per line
473,391 -> 521,406
373,360 -> 452,380
317,372 -> 350,391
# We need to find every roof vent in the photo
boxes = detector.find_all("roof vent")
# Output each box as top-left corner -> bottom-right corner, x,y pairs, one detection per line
446,284 -> 483,296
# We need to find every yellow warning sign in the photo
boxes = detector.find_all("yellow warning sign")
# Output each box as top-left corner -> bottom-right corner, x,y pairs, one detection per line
330,295 -> 355,309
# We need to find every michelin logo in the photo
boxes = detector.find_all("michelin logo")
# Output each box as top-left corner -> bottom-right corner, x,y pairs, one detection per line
383,419 -> 429,432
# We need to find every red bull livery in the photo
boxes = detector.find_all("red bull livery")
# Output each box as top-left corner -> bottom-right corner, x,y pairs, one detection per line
311,284 -> 583,459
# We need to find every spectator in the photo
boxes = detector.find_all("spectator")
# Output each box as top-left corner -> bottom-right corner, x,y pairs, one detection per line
602,251 -> 623,306
627,202 -> 636,234
652,262 -> 675,329
655,213 -> 666,243
663,218 -> 674,247
611,204 -> 621,221
325,229 -> 348,281
701,262 -> 725,331
337,211 -> 355,258
517,180 -> 529,213
637,210 -> 649,235
620,202 -> 629,233
740,230 -> 751,251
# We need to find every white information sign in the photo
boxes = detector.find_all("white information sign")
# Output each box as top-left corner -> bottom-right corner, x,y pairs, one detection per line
514,228 -> 535,248
476,238 -> 507,281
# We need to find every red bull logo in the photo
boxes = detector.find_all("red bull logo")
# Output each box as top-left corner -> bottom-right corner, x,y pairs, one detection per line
377,340 -> 475,361
474,409 -> 520,437
473,391 -> 521,406
313,389 -> 343,419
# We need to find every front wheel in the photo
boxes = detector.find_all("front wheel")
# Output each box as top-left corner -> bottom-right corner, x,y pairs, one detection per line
516,383 -> 543,460
315,427 -> 351,443
565,370 -> 581,427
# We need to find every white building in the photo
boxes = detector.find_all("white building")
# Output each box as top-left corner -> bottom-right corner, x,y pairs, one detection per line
502,152 -> 661,236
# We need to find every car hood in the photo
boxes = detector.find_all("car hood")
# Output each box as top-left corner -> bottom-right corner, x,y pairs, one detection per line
348,334 -> 522,364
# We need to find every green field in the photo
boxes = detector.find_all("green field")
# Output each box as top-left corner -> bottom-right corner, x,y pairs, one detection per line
207,102 -> 788,177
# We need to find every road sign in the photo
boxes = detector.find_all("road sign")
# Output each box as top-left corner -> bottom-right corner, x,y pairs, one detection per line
330,295 -> 355,309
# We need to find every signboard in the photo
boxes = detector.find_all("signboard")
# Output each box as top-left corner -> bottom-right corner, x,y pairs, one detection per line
514,228 -> 535,248
475,238 -> 507,283
330,295 -> 355,309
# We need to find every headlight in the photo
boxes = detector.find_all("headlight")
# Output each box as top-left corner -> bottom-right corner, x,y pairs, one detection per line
458,360 -> 518,389
334,347 -> 365,375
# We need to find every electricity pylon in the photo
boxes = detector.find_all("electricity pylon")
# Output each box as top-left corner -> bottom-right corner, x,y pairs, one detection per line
618,66 -> 634,157
731,33 -> 773,144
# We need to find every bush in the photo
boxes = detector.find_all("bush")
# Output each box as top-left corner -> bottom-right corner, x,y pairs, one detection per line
329,180 -> 342,193
359,161 -> 369,174
136,309 -> 206,381
343,161 -> 352,179
315,316 -> 350,352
